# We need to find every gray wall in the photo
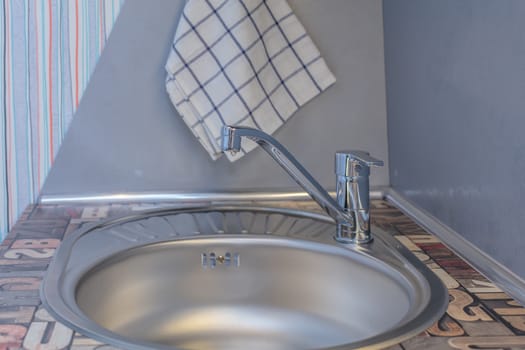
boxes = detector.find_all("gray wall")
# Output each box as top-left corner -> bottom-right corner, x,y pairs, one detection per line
384,0 -> 525,278
42,0 -> 389,196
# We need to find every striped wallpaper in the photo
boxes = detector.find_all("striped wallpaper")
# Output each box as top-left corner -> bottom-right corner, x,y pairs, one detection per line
1,0 -> 124,240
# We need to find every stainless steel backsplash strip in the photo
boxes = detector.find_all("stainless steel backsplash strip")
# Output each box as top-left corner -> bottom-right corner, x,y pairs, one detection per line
385,188 -> 525,306
39,189 -> 387,204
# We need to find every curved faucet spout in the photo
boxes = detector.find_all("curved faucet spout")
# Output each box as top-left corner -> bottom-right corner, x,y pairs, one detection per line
221,126 -> 355,236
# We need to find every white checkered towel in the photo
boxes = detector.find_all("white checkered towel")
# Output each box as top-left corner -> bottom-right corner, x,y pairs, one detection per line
166,0 -> 336,161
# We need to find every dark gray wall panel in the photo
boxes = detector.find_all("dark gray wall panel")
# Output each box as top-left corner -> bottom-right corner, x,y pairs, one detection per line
42,0 -> 388,195
384,0 -> 525,277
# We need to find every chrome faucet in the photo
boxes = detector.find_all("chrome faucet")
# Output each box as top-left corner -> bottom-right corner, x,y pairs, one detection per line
221,126 -> 383,244
335,151 -> 383,243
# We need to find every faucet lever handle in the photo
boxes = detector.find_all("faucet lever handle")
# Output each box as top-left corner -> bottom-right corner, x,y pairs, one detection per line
335,151 -> 383,177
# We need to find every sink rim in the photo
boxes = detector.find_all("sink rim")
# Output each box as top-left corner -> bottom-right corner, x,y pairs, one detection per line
41,205 -> 448,350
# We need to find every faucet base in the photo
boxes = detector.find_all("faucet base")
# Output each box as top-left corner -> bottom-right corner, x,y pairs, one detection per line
334,223 -> 373,244
334,236 -> 374,245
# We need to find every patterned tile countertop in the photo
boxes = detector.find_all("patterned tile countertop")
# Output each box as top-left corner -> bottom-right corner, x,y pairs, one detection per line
1,200 -> 525,350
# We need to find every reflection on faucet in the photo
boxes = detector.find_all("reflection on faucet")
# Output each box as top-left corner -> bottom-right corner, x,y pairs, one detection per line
221,125 -> 381,244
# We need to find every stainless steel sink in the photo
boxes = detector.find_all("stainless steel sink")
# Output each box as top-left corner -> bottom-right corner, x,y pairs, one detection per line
41,206 -> 447,350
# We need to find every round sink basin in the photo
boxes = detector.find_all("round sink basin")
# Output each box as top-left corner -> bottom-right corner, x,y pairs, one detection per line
77,236 -> 413,349
41,206 -> 447,350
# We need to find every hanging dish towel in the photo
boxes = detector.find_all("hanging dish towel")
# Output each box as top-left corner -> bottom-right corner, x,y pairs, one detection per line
166,0 -> 336,161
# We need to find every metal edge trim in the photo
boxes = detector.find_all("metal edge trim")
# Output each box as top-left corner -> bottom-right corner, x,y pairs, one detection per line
38,188 -> 388,204
384,188 -> 525,306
